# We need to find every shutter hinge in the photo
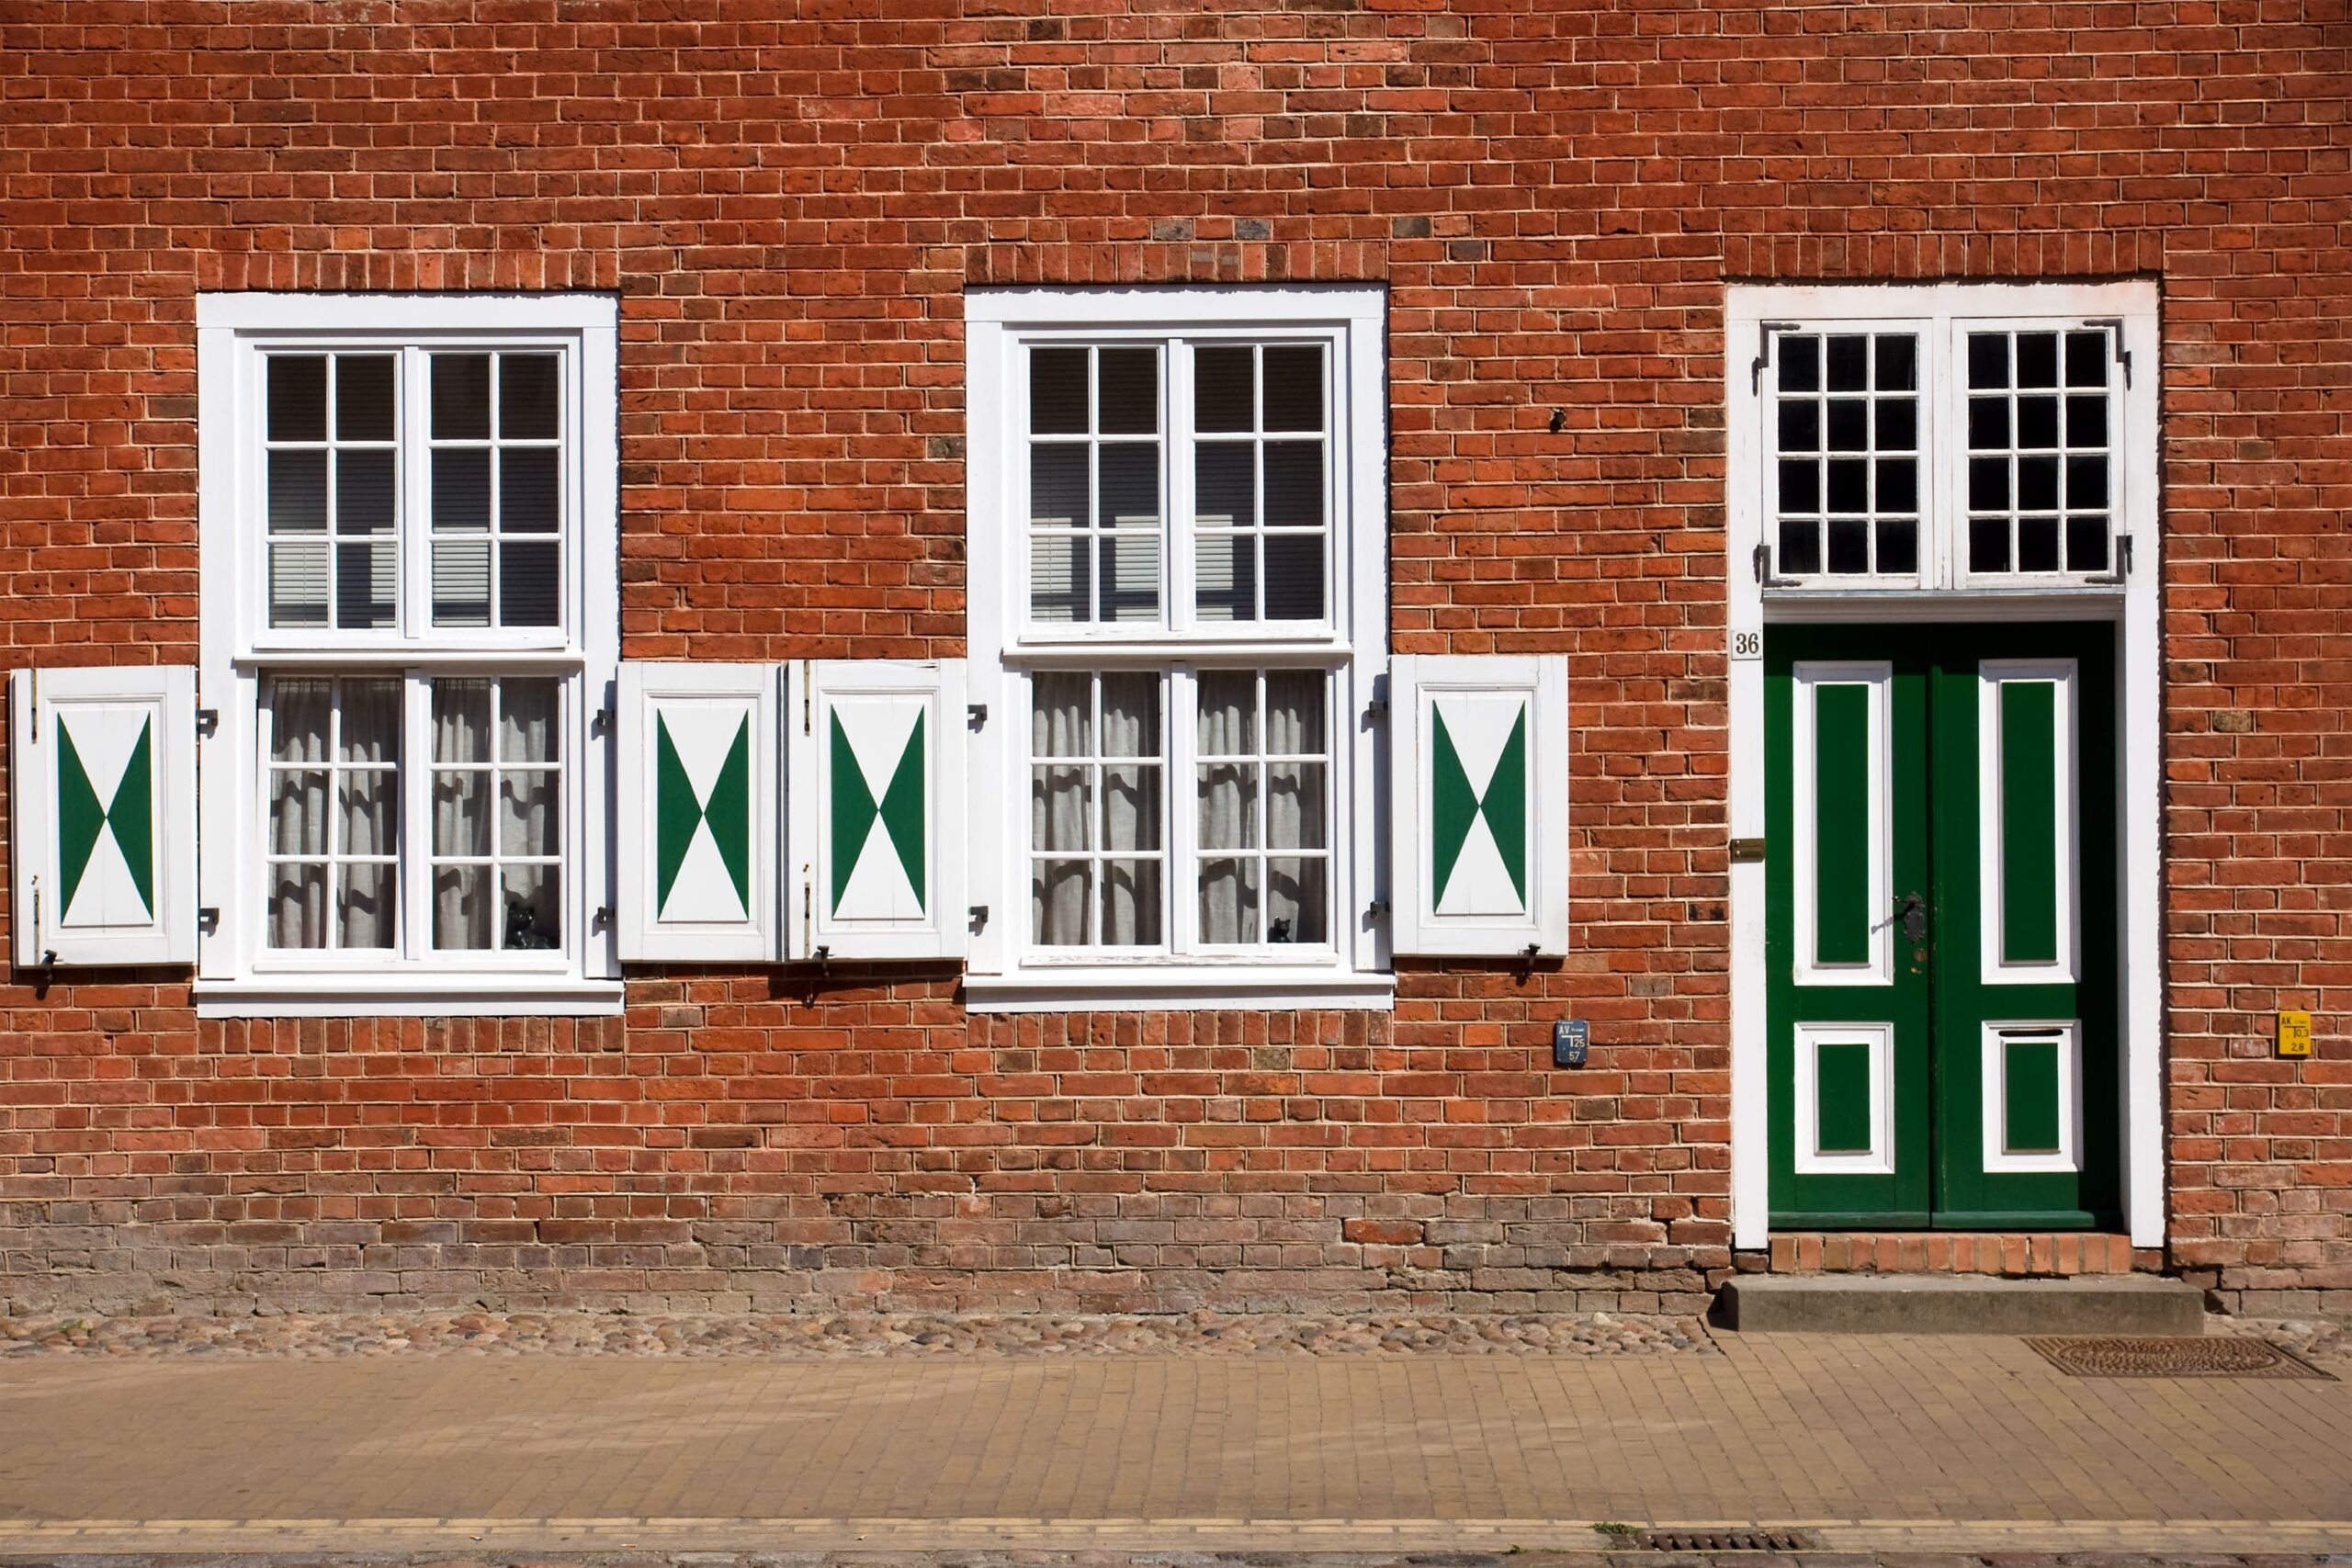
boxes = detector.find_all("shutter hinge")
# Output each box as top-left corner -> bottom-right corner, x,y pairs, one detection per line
27,669 -> 35,741
590,702 -> 614,738
800,662 -> 812,736
198,906 -> 220,935
1365,898 -> 1390,920
1752,321 -> 1798,391
1753,542 -> 1797,588
968,905 -> 989,933
967,703 -> 987,730
592,905 -> 613,931
196,707 -> 218,739
2086,318 -> 2131,386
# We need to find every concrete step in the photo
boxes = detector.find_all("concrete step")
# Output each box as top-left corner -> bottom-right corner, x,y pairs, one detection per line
1713,1272 -> 2205,1335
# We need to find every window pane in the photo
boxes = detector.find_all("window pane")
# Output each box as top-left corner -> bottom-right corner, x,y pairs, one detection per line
2018,515 -> 2061,572
1032,768 -> 1093,852
340,678 -> 401,762
1270,761 -> 1327,852
1826,458 -> 1867,513
2065,331 -> 2108,388
1969,397 -> 2009,450
433,449 -> 491,531
500,354 -> 560,440
1099,535 -> 1159,623
1193,443 -> 1255,529
1032,671 -> 1092,757
1101,672 -> 1159,757
268,450 -> 327,532
1031,535 -> 1089,624
2066,514 -> 2109,572
1970,457 -> 2009,512
338,863 -> 396,950
432,539 -> 491,627
2065,454 -> 2109,511
435,771 -> 490,856
1826,519 -> 1870,573
1098,442 -> 1158,529
336,450 -> 396,535
1029,347 -> 1088,434
268,542 -> 329,627
2016,332 -> 2059,389
501,865 -> 560,950
1778,335 -> 1818,392
269,679 -> 332,763
1103,764 -> 1162,851
1874,335 -> 1917,392
1262,345 -> 1324,432
1262,533 -> 1324,621
434,865 -> 492,950
1778,520 -> 1820,575
500,771 -> 560,856
433,678 -> 492,762
1097,347 -> 1158,434
1268,858 -> 1325,944
267,355 -> 327,443
1968,333 -> 2009,389
1262,442 -> 1322,528
1778,400 -> 1819,452
268,769 -> 329,854
432,354 -> 492,440
1876,518 -> 1918,576
1826,335 -> 1868,392
1030,444 -> 1089,530
1877,458 -> 1917,514
502,447 -> 560,533
501,677 -> 560,761
1194,345 -> 1254,433
1778,459 -> 1818,514
1199,858 -> 1260,943
2018,395 -> 2059,449
2066,393 -> 2108,447
1874,398 -> 1915,451
2017,455 -> 2059,513
1032,860 -> 1091,945
499,540 -> 560,626
1101,860 -> 1161,946
335,355 -> 396,442
268,861 -> 328,949
335,541 -> 395,629
1194,532 -> 1252,622
1970,516 -> 2011,571
1826,400 -> 1866,453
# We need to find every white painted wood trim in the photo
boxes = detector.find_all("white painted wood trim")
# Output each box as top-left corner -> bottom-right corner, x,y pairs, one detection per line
1790,661 -> 1894,987
615,661 -> 783,964
197,293 -> 617,334
1977,659 -> 2081,986
1791,1021 -> 1896,1177
1980,1019 -> 2084,1176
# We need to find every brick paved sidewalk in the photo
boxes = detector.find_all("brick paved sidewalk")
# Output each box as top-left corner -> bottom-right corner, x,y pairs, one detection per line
0,1329 -> 2345,1554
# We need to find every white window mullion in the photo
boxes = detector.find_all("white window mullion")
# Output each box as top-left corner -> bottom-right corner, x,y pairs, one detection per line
401,346 -> 429,638
1169,342 -> 1197,637
1169,662 -> 1196,958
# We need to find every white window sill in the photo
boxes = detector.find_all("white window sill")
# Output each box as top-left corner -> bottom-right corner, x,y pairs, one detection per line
964,972 -> 1395,1013
194,979 -> 625,1019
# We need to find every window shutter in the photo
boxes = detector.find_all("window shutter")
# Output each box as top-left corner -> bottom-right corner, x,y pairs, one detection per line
615,662 -> 781,963
1389,654 -> 1568,957
786,660 -> 966,961
10,666 -> 198,967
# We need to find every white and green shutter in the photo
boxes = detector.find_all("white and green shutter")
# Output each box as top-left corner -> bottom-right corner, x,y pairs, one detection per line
616,662 -> 781,962
786,660 -> 965,961
10,666 -> 198,966
1389,654 -> 1568,956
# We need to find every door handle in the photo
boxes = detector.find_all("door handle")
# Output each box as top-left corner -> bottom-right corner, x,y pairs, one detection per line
1897,892 -> 1928,945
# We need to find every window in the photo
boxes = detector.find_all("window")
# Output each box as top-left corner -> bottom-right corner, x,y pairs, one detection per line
965,288 -> 1389,1010
1743,284 -> 2153,592
196,294 -> 620,1016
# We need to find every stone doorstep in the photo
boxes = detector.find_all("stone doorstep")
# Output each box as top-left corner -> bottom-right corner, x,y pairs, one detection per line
1763,1230 -> 2154,1276
1712,1272 -> 2208,1334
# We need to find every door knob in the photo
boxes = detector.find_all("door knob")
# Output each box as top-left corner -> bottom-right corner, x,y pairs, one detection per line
1897,892 -> 1928,945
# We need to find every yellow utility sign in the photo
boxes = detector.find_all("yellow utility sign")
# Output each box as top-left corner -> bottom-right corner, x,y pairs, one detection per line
2278,1010 -> 2312,1058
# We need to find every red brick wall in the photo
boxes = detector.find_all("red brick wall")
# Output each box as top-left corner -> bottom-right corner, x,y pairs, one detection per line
0,0 -> 2343,1315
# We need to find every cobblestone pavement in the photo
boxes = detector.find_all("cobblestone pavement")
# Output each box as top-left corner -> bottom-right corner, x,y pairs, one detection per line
0,1310 -> 1710,1359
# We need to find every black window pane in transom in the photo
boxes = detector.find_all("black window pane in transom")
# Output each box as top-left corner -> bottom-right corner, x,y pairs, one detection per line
1772,329 -> 1921,578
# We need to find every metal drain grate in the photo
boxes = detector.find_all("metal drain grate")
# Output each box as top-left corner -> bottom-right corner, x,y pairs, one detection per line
2027,1334 -> 2335,1380
1633,1527 -> 1821,1551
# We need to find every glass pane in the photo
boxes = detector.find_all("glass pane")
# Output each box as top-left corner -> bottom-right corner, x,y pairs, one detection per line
1029,346 -> 1088,434
1778,335 -> 1818,392
432,539 -> 491,626
1969,457 -> 2009,512
433,864 -> 492,950
502,866 -> 560,950
1262,345 -> 1324,431
500,354 -> 560,439
1826,335 -> 1867,391
501,448 -> 560,533
434,771 -> 490,856
1097,346 -> 1158,434
1193,532 -> 1251,622
1194,345 -> 1255,433
1102,764 -> 1162,851
1968,397 -> 2009,450
339,678 -> 401,763
1265,670 -> 1325,754
1198,670 -> 1257,753
499,539 -> 560,626
1874,334 -> 1917,392
268,679 -> 332,763
1777,459 -> 1818,514
1874,398 -> 1915,451
2016,333 -> 2058,389
1968,333 -> 2008,389
1876,518 -> 1918,576
1777,400 -> 1818,452
268,450 -> 327,532
2018,395 -> 2059,449
1262,442 -> 1322,527
339,863 -> 396,950
1193,443 -> 1255,529
336,450 -> 396,534
2018,515 -> 2061,572
1826,519 -> 1869,573
1826,400 -> 1866,452
1031,671 -> 1092,757
266,355 -> 327,443
432,354 -> 492,440
2066,393 -> 2108,447
267,862 -> 328,949
2065,455 -> 2109,511
1032,860 -> 1091,945
1098,534 -> 1159,624
2066,514 -> 2109,572
1826,458 -> 1867,513
267,542 -> 329,627
1098,442 -> 1159,530
1100,861 -> 1161,946
1262,533 -> 1324,621
433,449 -> 491,531
1030,533 -> 1089,623
500,677 -> 560,761
1099,672 -> 1159,758
500,770 -> 560,856
267,771 -> 329,853
1268,858 -> 1326,944
1197,762 -> 1259,851
1269,761 -> 1327,851
433,678 -> 492,763
1029,444 -> 1089,530
1877,457 -> 1917,514
2065,331 -> 2108,388
1031,768 -> 1093,852
1777,519 -> 1820,575
1198,858 -> 1260,943
2017,455 -> 2059,513
335,355 -> 396,442
335,541 -> 395,629
1971,516 -> 2011,572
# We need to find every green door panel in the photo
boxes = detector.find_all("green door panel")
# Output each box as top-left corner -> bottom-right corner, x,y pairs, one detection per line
1765,622 -> 2120,1232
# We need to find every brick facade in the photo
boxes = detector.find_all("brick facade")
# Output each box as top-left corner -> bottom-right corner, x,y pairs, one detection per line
0,1 -> 2343,1316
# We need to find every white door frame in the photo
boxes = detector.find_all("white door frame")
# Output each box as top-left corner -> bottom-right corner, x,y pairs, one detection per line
1724,281 -> 2164,1249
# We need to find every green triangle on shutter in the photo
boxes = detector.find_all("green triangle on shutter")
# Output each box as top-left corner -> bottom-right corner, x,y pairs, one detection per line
55,724 -> 107,917
830,711 -> 878,914
1486,707 -> 1528,903
653,715 -> 700,913
109,717 -> 155,916
1430,707 -> 1478,906
877,709 -> 925,911
703,717 -> 753,910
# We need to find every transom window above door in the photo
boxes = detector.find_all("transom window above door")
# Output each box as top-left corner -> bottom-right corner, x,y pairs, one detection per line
1743,285 -> 2155,593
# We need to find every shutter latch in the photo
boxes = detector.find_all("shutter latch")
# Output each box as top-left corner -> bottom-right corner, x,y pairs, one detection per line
968,905 -> 989,933
967,703 -> 987,730
196,707 -> 218,739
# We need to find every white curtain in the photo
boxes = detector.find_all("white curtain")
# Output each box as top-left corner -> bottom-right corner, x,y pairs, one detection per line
337,679 -> 401,948
266,678 -> 331,948
1197,670 -> 1324,944
1032,672 -> 1159,945
265,676 -> 398,950
1195,671 -> 1259,942
1264,670 -> 1326,943
499,679 -> 561,949
432,677 -> 559,951
433,679 -> 493,950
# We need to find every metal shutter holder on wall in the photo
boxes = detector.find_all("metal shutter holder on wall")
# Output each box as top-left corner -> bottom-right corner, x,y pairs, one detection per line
10,666 -> 198,967
786,660 -> 966,962
615,662 -> 782,963
1388,654 -> 1569,957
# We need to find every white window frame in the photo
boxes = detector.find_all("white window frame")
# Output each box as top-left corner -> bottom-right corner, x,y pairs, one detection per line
195,293 -> 622,1017
964,287 -> 1391,1011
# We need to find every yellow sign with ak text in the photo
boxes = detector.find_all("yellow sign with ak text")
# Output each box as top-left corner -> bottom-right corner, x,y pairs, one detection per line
2278,1010 -> 2312,1058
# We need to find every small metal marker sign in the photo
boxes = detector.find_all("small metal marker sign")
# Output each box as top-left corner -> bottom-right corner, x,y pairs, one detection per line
2278,1010 -> 2312,1058
1553,1018 -> 1589,1068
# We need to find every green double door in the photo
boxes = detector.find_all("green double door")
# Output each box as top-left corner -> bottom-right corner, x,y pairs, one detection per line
1766,623 -> 2120,1229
